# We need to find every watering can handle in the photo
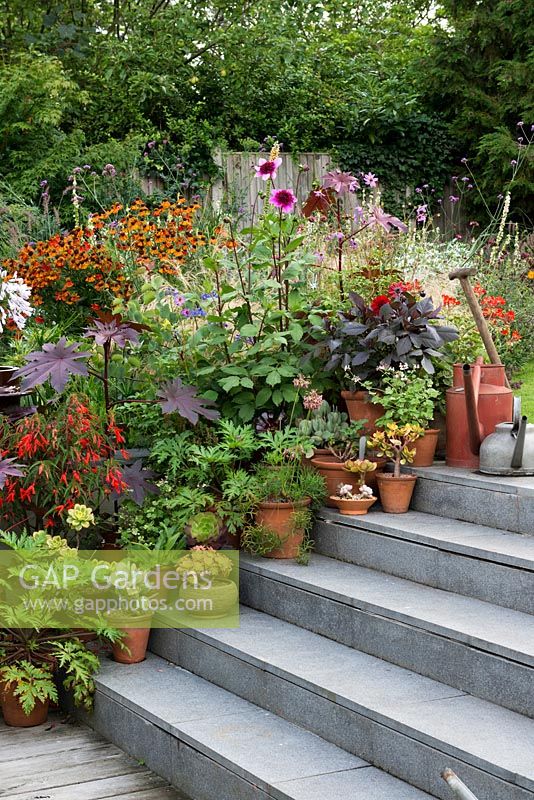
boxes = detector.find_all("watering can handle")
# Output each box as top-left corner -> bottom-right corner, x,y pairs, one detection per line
511,397 -> 522,438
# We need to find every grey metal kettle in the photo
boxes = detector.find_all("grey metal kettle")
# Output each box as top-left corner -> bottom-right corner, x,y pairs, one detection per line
479,397 -> 534,476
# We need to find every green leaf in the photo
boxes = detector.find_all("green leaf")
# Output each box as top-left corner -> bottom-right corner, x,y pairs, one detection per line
255,387 -> 272,406
240,323 -> 259,337
265,370 -> 281,386
238,404 -> 255,422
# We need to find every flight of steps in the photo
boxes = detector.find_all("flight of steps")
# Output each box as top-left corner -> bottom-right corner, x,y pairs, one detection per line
82,465 -> 534,800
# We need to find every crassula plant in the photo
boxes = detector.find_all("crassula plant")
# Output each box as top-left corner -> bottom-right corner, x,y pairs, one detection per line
325,284 -> 458,387
344,458 -> 378,485
369,423 -> 424,478
364,366 -> 440,429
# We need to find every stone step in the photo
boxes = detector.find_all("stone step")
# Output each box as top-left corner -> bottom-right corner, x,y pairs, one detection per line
313,508 -> 534,614
151,609 -> 534,800
407,464 -> 534,534
82,653 -> 436,800
238,553 -> 534,718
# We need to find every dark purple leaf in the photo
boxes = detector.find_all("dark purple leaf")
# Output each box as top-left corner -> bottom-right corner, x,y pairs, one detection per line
0,457 -> 25,488
157,378 -> 220,424
15,338 -> 91,393
119,460 -> 159,506
84,319 -> 141,348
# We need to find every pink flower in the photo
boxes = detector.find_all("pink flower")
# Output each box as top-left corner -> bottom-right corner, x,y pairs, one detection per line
363,172 -> 379,188
269,189 -> 297,213
303,390 -> 324,411
416,204 -> 428,223
255,157 -> 282,181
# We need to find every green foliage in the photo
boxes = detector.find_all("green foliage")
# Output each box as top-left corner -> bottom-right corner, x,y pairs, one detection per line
50,639 -> 100,711
1,661 -> 57,715
367,367 -> 440,428
253,464 -> 327,506
423,0 -> 534,219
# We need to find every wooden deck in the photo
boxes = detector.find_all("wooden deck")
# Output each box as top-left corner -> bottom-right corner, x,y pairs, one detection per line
0,713 -> 189,799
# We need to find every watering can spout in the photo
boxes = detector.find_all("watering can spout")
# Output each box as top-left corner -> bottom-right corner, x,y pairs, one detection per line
463,362 -> 484,456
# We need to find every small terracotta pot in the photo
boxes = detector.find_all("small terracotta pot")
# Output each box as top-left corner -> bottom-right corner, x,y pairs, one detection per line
112,616 -> 152,664
256,498 -> 311,559
341,390 -> 384,434
179,578 -> 238,619
310,456 -> 353,507
376,473 -> 417,513
329,496 -> 377,515
412,429 -> 439,467
2,686 -> 49,727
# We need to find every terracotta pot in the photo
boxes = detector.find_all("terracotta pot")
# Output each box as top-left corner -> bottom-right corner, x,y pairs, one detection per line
112,615 -> 152,664
412,429 -> 439,467
2,686 -> 49,727
303,447 -> 330,470
256,498 -> 311,559
329,496 -> 377,515
341,390 -> 384,433
179,578 -> 238,619
310,456 -> 353,507
376,473 -> 417,513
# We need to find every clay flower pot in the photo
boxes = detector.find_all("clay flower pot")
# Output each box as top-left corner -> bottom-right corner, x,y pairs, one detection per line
310,456 -> 353,507
255,498 -> 311,559
376,473 -> 417,514
179,578 -> 238,619
303,447 -> 330,470
2,687 -> 49,728
329,496 -> 377,515
412,429 -> 439,467
341,391 -> 384,434
112,615 -> 153,664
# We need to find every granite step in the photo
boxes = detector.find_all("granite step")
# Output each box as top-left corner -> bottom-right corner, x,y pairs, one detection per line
81,653 -> 436,800
313,508 -> 534,614
407,464 -> 534,534
239,553 -> 534,717
151,608 -> 534,800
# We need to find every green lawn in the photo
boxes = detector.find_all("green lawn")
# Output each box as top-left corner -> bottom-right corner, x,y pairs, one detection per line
518,361 -> 534,419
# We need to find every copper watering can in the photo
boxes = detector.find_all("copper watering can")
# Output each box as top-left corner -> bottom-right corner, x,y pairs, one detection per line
445,358 -> 513,469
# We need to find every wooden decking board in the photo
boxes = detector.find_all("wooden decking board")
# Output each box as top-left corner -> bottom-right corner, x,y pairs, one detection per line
0,714 -> 189,799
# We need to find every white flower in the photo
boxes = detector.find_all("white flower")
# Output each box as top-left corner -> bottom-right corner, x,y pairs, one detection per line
0,271 -> 33,333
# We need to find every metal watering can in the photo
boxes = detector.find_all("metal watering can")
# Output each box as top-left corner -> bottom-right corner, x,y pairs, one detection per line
479,397 -> 534,476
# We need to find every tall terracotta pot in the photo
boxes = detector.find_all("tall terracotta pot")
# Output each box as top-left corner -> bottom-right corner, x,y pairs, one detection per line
255,498 -> 311,559
310,456 -> 353,507
2,687 -> 49,727
376,473 -> 417,514
412,429 -> 439,467
112,615 -> 152,664
341,391 -> 384,433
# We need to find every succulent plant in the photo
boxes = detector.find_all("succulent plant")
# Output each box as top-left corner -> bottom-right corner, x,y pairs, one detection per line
298,401 -> 350,451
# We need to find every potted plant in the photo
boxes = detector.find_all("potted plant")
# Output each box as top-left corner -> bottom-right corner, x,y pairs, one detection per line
298,402 -> 351,464
309,419 -> 367,506
0,661 -> 57,727
324,286 -> 458,429
243,460 -> 326,560
330,482 -> 377,516
365,367 -> 441,467
369,423 -> 424,513
178,547 -> 238,618
108,560 -> 157,664
343,458 -> 379,492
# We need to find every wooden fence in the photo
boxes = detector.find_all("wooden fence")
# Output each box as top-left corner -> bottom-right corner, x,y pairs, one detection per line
142,150 -> 464,235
